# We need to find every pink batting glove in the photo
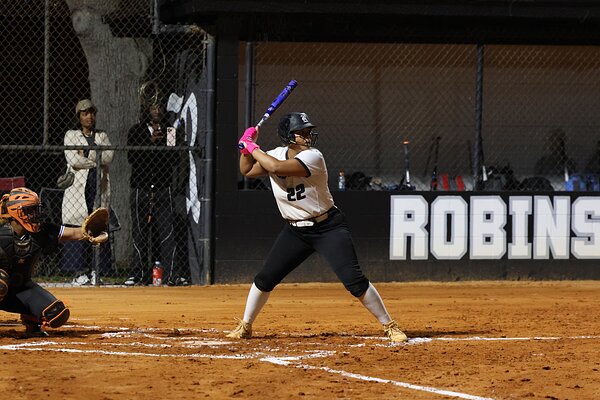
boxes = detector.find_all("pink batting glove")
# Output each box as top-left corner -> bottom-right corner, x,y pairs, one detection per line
240,126 -> 258,142
238,139 -> 250,155
241,139 -> 260,154
238,127 -> 258,155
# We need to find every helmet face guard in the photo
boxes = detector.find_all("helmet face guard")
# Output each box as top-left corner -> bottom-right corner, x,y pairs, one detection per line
5,188 -> 43,233
15,204 -> 43,232
293,128 -> 319,147
278,112 -> 317,146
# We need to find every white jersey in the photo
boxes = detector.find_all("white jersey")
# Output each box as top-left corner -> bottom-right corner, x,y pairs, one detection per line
266,146 -> 335,221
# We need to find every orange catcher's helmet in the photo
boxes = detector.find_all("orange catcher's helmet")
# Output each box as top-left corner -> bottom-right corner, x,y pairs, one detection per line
4,187 -> 43,233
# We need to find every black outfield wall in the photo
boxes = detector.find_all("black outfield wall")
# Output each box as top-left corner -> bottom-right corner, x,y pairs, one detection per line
215,191 -> 600,283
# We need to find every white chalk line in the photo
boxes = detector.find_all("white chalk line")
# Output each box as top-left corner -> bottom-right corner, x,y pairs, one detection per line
262,355 -> 492,400
348,334 -> 600,348
298,362 -> 493,400
3,325 -> 600,400
0,341 -> 262,359
5,322 -> 600,344
0,341 -> 491,399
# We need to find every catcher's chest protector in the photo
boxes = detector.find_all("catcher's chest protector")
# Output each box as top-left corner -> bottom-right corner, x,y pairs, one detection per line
0,225 -> 41,287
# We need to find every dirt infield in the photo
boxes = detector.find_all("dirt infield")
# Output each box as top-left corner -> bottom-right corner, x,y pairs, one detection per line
1,282 -> 600,399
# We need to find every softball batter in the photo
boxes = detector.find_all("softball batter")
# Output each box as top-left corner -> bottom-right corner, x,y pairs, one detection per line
228,112 -> 407,342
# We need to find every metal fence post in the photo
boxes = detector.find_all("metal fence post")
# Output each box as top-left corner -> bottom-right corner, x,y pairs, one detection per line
473,43 -> 485,190
93,148 -> 102,286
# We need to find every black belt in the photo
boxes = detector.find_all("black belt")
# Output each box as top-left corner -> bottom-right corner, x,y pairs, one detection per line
288,207 -> 337,227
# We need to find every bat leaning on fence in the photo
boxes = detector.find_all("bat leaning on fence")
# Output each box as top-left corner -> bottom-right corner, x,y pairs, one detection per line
430,136 -> 440,191
400,139 -> 416,191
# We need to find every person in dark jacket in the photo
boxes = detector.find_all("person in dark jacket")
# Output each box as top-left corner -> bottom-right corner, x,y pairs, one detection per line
125,104 -> 182,286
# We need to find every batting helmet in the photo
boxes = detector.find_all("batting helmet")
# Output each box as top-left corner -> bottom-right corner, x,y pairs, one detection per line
278,112 -> 317,146
3,187 -> 43,233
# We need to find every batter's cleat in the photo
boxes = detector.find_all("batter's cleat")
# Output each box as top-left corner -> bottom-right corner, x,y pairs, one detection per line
383,320 -> 408,343
226,319 -> 252,339
23,323 -> 49,338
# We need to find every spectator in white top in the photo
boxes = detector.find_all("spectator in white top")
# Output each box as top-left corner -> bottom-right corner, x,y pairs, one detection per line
61,99 -> 113,280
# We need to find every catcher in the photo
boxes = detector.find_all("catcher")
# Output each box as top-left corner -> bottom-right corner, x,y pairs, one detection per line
0,187 -> 108,337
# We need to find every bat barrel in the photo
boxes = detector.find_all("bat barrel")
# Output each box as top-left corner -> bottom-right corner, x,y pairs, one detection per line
255,79 -> 298,128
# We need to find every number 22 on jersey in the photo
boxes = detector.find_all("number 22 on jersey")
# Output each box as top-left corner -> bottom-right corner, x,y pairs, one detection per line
286,184 -> 306,201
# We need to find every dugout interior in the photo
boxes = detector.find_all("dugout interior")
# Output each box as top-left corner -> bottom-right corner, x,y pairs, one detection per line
160,0 -> 600,282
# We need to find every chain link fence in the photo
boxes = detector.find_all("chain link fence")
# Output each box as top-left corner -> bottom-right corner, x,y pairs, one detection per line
241,42 -> 600,192
0,0 -> 208,285
4,1 -> 600,284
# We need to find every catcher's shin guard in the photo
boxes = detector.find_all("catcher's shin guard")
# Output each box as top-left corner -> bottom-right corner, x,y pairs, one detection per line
383,320 -> 408,343
226,319 -> 252,339
0,268 -> 8,302
41,300 -> 70,328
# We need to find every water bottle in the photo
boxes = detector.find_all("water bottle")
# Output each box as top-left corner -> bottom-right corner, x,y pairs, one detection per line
338,170 -> 346,191
152,261 -> 163,286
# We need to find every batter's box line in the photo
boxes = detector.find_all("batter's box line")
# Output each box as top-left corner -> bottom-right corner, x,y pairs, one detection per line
4,329 -> 598,400
260,355 -> 493,400
0,338 -> 489,399
342,334 -> 600,348
0,342 -> 267,360
0,341 -> 490,399
66,324 -> 219,334
405,335 -> 600,345
6,322 -> 599,347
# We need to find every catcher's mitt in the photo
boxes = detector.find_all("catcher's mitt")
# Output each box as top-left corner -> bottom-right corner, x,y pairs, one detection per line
82,208 -> 109,245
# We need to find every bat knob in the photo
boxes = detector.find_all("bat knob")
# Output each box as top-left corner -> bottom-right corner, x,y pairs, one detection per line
237,143 -> 244,150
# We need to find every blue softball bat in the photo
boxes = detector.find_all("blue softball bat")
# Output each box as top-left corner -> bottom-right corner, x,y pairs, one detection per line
256,79 -> 298,128
237,79 -> 298,150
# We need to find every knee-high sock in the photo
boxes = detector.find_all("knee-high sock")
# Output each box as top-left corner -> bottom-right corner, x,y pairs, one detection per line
359,283 -> 393,325
242,283 -> 271,324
